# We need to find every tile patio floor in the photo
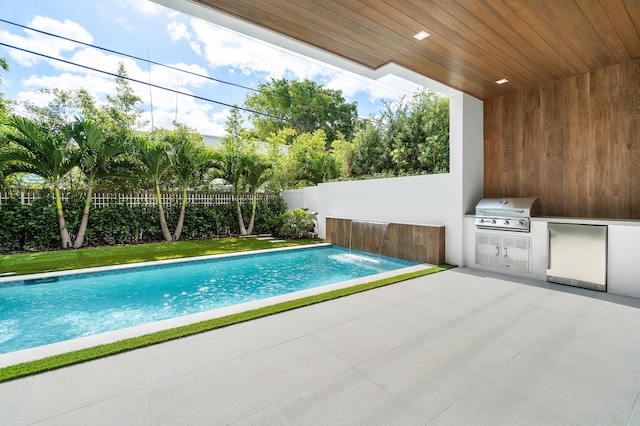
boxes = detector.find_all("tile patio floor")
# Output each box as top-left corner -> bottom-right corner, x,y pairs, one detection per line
1,267 -> 640,425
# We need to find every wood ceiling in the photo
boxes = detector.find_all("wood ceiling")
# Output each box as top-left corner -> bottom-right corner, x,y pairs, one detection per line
192,0 -> 640,100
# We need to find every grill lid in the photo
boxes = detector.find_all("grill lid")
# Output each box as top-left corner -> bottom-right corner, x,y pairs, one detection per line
474,198 -> 541,232
475,198 -> 541,218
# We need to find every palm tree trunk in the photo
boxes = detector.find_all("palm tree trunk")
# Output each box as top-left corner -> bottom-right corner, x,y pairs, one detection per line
246,193 -> 257,235
236,198 -> 247,236
54,187 -> 72,248
73,186 -> 92,249
156,184 -> 173,242
173,187 -> 187,241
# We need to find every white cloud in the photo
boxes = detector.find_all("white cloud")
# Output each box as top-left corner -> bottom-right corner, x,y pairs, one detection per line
15,41 -> 221,135
144,107 -> 227,136
21,72 -> 115,96
167,21 -> 190,42
189,19 -> 331,81
29,15 -> 93,44
149,62 -> 211,90
187,18 -> 422,105
167,21 -> 202,55
128,0 -> 163,16
189,41 -> 202,56
326,73 -> 423,104
0,16 -> 92,66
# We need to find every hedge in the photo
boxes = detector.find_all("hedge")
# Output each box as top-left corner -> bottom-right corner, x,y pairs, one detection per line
0,194 -> 287,253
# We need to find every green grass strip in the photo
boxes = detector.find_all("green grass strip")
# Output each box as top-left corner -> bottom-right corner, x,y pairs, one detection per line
0,238 -> 323,276
0,264 -> 454,383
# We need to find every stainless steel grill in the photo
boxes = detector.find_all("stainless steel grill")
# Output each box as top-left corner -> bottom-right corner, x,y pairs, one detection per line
474,198 -> 542,232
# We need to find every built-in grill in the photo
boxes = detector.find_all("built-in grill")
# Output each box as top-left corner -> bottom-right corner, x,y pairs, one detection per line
474,198 -> 542,232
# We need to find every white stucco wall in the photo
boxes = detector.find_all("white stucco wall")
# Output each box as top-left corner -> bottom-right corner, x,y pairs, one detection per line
312,173 -> 460,263
280,190 -> 303,211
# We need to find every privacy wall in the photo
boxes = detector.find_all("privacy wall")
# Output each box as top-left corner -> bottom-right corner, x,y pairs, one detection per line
484,58 -> 640,219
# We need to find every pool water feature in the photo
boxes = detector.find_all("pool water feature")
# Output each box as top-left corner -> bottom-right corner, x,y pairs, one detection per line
0,245 -> 417,355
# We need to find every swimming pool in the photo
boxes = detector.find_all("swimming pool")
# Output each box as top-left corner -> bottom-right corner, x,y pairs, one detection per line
0,245 -> 417,355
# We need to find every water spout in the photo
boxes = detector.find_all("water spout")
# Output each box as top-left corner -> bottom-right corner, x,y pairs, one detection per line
349,220 -> 353,252
379,223 -> 389,257
349,220 -> 390,257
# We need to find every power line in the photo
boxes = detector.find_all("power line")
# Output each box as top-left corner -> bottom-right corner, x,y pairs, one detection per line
0,41 -> 297,125
0,18 -> 368,122
0,18 -> 259,95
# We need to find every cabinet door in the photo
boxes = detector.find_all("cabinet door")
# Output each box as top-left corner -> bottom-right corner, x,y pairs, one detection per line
502,237 -> 531,271
476,234 -> 502,267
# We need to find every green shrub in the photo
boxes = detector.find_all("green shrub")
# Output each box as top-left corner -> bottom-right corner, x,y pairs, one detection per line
0,194 -> 60,252
253,197 -> 287,234
0,194 -> 289,253
277,208 -> 316,239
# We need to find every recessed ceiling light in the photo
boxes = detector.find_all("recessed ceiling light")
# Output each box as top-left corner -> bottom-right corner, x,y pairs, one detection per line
413,31 -> 430,41
495,78 -> 509,84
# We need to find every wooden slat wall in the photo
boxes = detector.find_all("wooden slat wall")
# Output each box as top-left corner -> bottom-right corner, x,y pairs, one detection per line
484,58 -> 640,219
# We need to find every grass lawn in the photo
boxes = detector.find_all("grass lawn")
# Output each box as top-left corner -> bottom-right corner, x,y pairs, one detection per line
0,237 -> 324,276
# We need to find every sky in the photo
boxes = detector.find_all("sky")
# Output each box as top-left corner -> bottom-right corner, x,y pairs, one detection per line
0,0 -> 424,136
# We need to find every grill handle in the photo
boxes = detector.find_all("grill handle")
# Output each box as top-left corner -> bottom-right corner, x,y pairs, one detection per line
477,208 -> 527,216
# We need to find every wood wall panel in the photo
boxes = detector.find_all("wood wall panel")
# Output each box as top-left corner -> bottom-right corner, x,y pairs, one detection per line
325,218 -> 445,265
484,58 -> 640,219
196,1 -> 640,101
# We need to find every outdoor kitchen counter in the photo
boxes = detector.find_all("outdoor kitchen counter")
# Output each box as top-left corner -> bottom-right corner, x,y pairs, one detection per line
466,214 -> 640,226
532,216 -> 640,226
464,215 -> 640,299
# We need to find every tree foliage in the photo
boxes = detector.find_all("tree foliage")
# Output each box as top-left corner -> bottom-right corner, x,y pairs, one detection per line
132,136 -> 174,241
66,119 -> 128,248
244,78 -> 357,146
0,57 -> 12,149
282,130 -> 339,188
158,123 -> 218,240
1,116 -> 79,247
351,91 -> 450,177
104,63 -> 146,139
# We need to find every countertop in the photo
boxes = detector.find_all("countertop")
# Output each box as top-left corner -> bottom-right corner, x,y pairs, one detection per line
465,214 -> 640,227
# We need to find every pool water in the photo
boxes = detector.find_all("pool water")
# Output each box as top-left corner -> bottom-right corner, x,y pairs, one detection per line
0,246 -> 416,354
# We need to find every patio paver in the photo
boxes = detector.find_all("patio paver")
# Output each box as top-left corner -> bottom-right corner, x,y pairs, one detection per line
2,267 -> 640,425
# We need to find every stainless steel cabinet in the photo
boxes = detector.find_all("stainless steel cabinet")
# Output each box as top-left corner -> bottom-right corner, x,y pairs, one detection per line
547,223 -> 607,291
476,233 -> 531,272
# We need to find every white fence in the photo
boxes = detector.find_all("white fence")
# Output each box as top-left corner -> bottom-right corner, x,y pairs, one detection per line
0,191 -> 279,208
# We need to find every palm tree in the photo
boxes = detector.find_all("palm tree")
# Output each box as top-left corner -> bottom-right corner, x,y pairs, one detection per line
243,156 -> 272,235
213,151 -> 248,235
67,119 -> 126,248
166,129 -> 218,240
134,136 -> 173,242
1,116 -> 77,248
